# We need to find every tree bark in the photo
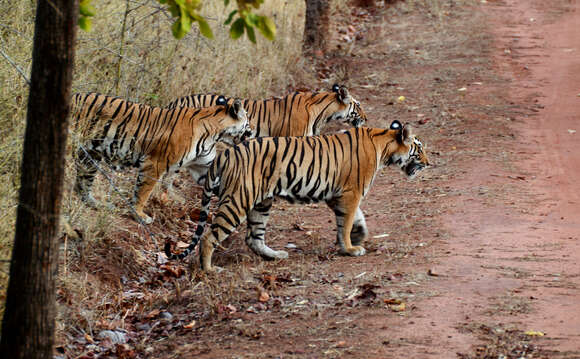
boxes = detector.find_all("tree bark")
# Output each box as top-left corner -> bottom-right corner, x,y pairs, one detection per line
303,0 -> 330,54
0,1 -> 77,358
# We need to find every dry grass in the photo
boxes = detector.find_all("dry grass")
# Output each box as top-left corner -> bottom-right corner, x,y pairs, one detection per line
0,0 -> 308,321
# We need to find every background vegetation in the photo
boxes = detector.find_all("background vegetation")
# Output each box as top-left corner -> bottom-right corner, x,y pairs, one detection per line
0,0 -> 312,318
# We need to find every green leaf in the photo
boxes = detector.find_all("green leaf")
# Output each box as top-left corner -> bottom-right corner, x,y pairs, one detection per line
180,11 -> 192,33
224,0 -> 230,6
245,23 -> 256,43
244,12 -> 259,27
256,16 -> 276,41
224,10 -> 237,25
172,20 -> 186,39
79,3 -> 96,17
78,16 -> 92,31
168,3 -> 180,17
230,18 -> 245,39
197,17 -> 214,39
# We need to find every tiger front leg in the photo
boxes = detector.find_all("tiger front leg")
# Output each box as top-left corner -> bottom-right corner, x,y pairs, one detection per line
245,199 -> 288,260
330,194 -> 366,256
133,160 -> 162,224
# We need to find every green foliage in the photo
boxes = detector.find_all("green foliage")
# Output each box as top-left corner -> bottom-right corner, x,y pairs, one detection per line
79,0 -> 276,42
79,0 -> 95,31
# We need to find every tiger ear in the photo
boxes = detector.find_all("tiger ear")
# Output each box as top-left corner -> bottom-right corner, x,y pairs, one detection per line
217,95 -> 227,106
396,123 -> 414,145
337,86 -> 351,104
332,83 -> 340,93
229,99 -> 244,119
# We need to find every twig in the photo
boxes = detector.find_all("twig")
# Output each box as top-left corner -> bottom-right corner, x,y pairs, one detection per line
115,0 -> 132,94
0,47 -> 30,85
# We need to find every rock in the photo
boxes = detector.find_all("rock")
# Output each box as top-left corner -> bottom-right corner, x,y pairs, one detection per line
98,330 -> 127,344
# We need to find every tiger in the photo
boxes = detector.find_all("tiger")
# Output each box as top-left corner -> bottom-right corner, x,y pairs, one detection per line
164,120 -> 430,271
71,92 -> 252,224
166,84 -> 367,138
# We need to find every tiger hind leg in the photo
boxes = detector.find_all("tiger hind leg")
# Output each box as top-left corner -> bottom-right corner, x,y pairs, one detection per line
200,201 -> 247,271
74,146 -> 101,208
245,199 -> 288,260
350,207 -> 368,246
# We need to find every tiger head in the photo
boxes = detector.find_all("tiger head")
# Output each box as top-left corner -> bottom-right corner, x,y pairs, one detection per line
329,84 -> 367,128
384,120 -> 430,178
219,98 -> 253,145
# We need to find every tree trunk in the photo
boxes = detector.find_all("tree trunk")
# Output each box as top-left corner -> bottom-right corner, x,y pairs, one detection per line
0,1 -> 77,358
303,0 -> 330,54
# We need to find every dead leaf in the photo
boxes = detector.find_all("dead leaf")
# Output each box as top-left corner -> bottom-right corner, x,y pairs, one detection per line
384,298 -> 402,305
183,320 -> 197,329
389,303 -> 406,312
176,241 -> 190,248
159,264 -> 185,278
84,333 -> 95,344
258,290 -> 270,302
145,309 -> 161,319
524,330 -> 545,336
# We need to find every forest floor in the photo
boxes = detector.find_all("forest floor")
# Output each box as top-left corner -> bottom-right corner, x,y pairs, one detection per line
58,0 -> 580,358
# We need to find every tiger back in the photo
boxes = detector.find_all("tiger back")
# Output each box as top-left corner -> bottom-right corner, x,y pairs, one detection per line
165,120 -> 429,271
71,92 -> 251,224
166,84 -> 367,137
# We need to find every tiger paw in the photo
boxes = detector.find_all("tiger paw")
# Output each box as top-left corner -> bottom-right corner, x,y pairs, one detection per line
343,246 -> 366,256
134,211 -> 153,225
273,250 -> 289,259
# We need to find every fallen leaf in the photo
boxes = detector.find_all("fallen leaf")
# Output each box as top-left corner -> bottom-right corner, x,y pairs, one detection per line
258,290 -> 270,302
84,333 -> 95,344
457,87 -> 467,92
567,129 -> 576,134
397,95 -> 405,102
389,303 -> 406,312
524,330 -> 545,336
176,241 -> 190,248
183,320 -> 197,329
384,298 -> 402,305
145,309 -> 161,319
159,264 -> 185,278
336,340 -> 347,348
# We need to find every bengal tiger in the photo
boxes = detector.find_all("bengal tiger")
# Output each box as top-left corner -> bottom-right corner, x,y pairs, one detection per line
166,84 -> 367,137
164,120 -> 430,271
71,92 -> 252,224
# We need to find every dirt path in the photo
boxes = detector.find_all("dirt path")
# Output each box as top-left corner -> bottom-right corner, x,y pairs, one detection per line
387,0 -> 580,357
